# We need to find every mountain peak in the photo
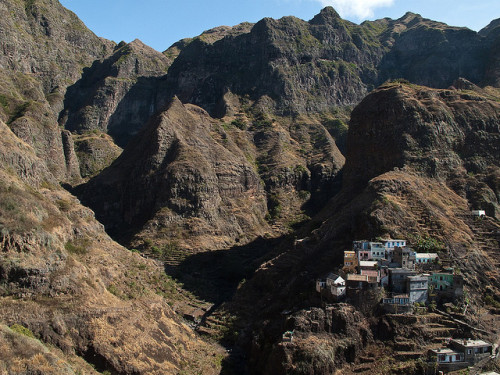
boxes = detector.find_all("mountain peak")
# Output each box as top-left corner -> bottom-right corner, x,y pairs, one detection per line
479,18 -> 500,37
309,6 -> 342,25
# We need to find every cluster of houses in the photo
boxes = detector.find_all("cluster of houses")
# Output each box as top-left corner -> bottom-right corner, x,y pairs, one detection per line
316,239 -> 464,312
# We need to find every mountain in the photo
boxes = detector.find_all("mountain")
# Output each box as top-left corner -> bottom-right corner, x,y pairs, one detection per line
0,1 -> 223,373
1,1 -> 500,374
0,0 -> 115,182
211,81 -> 500,375
0,117 -> 222,374
74,8 -> 500,256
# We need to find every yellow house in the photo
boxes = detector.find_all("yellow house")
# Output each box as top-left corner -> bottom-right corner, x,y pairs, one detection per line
344,250 -> 358,268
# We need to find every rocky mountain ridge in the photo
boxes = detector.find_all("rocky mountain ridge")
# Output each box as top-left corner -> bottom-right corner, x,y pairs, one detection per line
0,1 -> 499,374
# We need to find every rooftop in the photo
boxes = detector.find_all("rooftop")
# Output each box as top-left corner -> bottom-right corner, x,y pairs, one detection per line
359,261 -> 378,267
347,274 -> 369,282
430,348 -> 462,355
451,339 -> 492,347
416,253 -> 439,259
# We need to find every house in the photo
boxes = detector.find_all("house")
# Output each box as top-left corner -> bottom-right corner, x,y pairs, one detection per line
429,272 -> 454,291
388,268 -> 417,293
383,239 -> 407,261
357,248 -> 371,261
315,279 -> 326,293
472,210 -> 486,217
369,242 -> 386,260
383,294 -> 410,305
406,275 -> 428,304
352,241 -> 385,261
317,273 -> 346,300
325,273 -> 346,299
415,253 -> 439,264
392,247 -> 416,269
429,348 -> 465,364
383,239 -> 407,249
346,274 -> 378,297
359,260 -> 378,270
382,294 -> 411,313
344,251 -> 358,268
449,339 -> 493,363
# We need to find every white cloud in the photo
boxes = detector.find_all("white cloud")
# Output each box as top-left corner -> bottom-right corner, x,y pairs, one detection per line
316,0 -> 395,19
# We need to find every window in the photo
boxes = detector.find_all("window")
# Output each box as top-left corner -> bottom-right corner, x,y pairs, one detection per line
467,349 -> 472,355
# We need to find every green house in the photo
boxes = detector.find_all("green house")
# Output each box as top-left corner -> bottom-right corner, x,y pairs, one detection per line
429,273 -> 454,291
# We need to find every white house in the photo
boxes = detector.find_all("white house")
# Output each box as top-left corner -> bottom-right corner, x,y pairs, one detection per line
317,273 -> 346,299
472,210 -> 486,217
429,348 -> 465,363
383,239 -> 407,249
416,253 -> 439,264
325,273 -> 346,298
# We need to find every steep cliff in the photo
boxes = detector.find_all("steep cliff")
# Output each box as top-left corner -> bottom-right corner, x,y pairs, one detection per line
77,98 -> 270,250
0,118 -> 223,374
0,0 -> 114,182
201,82 -> 500,375
60,39 -> 171,147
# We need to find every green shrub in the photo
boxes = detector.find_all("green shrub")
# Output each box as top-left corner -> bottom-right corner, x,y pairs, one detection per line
10,324 -> 35,339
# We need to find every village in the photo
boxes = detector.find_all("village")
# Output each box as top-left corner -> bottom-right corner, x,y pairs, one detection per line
313,236 -> 498,373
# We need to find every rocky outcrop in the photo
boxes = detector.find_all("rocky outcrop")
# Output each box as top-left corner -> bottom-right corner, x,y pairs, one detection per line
343,81 -> 500,215
0,0 -> 114,182
60,39 -> 171,147
77,98 -> 270,250
73,132 -> 122,178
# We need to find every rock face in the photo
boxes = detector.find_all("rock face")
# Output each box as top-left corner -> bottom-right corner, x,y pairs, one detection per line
344,81 -> 500,216
0,118 -> 222,374
164,9 -> 499,118
0,0 -> 114,182
73,132 -> 122,178
77,98 -> 270,250
60,39 -> 171,147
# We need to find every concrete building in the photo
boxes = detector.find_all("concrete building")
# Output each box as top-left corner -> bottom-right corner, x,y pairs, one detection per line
415,253 -> 439,264
406,275 -> 428,303
388,268 -> 417,293
325,273 -> 346,299
317,273 -> 346,300
382,294 -> 411,313
383,239 -> 407,249
429,348 -> 464,364
392,247 -> 416,269
369,242 -> 386,260
449,339 -> 493,363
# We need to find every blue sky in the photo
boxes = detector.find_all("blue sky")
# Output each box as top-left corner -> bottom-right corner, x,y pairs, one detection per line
60,0 -> 499,52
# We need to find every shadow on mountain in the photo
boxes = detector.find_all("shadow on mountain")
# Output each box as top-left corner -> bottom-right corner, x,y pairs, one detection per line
164,234 -> 290,305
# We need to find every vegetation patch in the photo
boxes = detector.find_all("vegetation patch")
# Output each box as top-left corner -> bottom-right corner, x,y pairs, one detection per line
9,324 -> 35,339
64,238 -> 90,255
